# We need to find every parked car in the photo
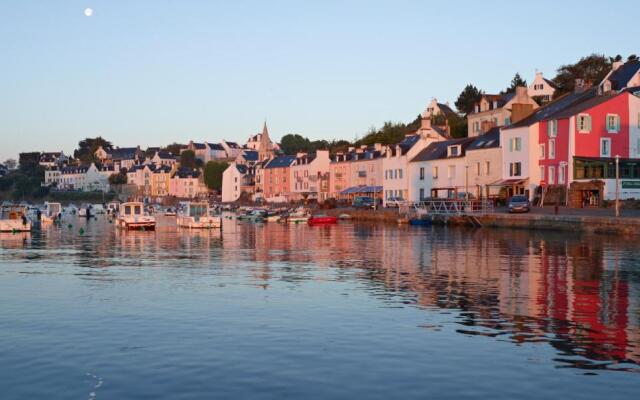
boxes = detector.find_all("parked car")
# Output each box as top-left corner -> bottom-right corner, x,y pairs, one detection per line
353,196 -> 377,209
508,195 -> 530,213
385,197 -> 406,208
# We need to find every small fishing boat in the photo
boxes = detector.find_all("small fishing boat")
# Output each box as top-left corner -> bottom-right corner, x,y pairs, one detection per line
42,202 -> 62,223
409,217 -> 432,226
164,207 -> 177,217
266,214 -> 282,223
338,213 -> 352,220
92,204 -> 106,214
177,202 -> 222,229
78,204 -> 92,218
308,215 -> 338,225
287,208 -> 310,224
106,201 -> 120,215
0,205 -> 32,232
116,202 -> 156,231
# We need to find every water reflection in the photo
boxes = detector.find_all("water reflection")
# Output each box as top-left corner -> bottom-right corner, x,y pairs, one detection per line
2,215 -> 639,374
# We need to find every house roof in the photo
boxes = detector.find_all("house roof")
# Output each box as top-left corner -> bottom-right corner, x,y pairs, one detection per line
242,150 -> 258,161
236,164 -> 248,174
543,78 -> 559,90
226,141 -> 240,148
549,92 -> 620,119
467,127 -> 500,150
437,103 -> 456,116
190,142 -> 206,150
505,87 -> 598,129
153,165 -> 172,173
410,138 -> 474,162
39,152 -> 64,162
174,167 -> 200,178
61,165 -> 90,174
208,143 -> 225,151
607,60 -> 640,90
264,155 -> 296,169
108,147 -> 138,160
155,151 -> 176,160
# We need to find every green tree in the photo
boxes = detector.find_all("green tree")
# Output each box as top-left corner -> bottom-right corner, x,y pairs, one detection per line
180,150 -> 197,169
455,84 -> 483,115
356,121 -> 408,146
280,134 -> 312,154
163,143 -> 184,156
74,137 -> 112,164
553,53 -> 611,95
18,152 -> 42,174
503,73 -> 527,94
203,161 -> 229,191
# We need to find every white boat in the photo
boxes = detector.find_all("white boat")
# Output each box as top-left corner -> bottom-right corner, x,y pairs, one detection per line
287,209 -> 310,224
116,202 -> 156,231
106,201 -> 120,215
42,202 -> 62,223
0,205 -> 32,232
177,202 -> 221,229
266,214 -> 282,223
92,204 -> 106,214
78,204 -> 92,218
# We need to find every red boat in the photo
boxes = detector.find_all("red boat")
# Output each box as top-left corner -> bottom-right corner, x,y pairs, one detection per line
308,215 -> 338,225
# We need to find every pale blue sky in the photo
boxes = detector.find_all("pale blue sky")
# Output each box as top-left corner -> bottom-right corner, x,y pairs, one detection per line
1,0 -> 638,161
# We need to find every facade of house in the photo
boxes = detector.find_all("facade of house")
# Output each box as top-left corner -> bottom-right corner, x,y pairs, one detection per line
464,128 -> 502,198
55,164 -> 112,192
169,168 -> 206,199
382,125 -> 445,205
329,153 -> 353,199
468,87 -> 538,136
221,140 -> 244,159
290,150 -> 331,202
95,146 -> 142,170
222,163 -> 255,202
262,155 -> 295,202
151,165 -> 172,198
151,151 -> 178,167
528,72 -> 558,103
39,151 -> 68,168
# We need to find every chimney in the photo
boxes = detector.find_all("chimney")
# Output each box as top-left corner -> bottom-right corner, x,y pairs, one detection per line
511,103 -> 535,124
420,117 -> 432,131
612,60 -> 624,71
373,143 -> 383,151
515,86 -> 528,102
574,78 -> 585,93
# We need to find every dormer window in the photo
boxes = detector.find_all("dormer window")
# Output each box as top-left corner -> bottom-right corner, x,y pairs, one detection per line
448,145 -> 461,157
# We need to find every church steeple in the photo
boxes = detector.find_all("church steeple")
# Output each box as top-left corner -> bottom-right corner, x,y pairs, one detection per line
258,121 -> 274,161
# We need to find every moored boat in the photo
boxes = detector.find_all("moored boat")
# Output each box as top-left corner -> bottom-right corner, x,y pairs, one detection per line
42,202 -> 62,223
308,215 -> 337,225
0,205 -> 32,232
177,202 -> 222,229
116,202 -> 156,231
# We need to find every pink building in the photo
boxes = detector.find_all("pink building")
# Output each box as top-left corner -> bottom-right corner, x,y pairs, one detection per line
169,168 -> 206,199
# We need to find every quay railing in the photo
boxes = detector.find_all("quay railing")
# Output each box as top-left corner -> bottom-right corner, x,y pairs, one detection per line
405,199 -> 495,216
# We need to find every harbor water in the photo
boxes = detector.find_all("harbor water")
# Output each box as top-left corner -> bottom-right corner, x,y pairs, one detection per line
1,216 -> 639,399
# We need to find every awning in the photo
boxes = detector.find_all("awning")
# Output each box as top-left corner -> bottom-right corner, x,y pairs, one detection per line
487,178 -> 527,187
339,185 -> 383,195
340,186 -> 363,195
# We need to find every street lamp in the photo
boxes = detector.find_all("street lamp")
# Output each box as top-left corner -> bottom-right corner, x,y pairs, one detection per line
615,155 -> 620,217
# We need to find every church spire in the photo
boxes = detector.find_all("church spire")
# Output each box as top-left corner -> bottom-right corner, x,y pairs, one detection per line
258,120 -> 273,161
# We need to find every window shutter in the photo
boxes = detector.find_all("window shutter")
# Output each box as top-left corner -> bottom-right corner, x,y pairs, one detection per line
587,116 -> 592,131
616,116 -> 620,132
553,121 -> 557,136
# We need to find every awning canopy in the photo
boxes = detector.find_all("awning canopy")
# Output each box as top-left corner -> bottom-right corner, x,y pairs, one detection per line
340,185 -> 383,195
487,178 -> 527,187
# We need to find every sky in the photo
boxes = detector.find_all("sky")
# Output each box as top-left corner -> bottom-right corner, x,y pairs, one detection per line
1,0 -> 639,161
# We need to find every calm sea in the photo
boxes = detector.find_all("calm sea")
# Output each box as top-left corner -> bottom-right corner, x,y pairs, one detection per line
1,216 -> 639,399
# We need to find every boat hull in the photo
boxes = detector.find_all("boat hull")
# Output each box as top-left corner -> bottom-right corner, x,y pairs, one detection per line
308,216 -> 337,225
116,217 -> 156,231
0,220 -> 32,232
177,216 -> 222,229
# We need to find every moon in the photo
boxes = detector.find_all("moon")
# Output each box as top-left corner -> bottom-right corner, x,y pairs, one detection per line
84,8 -> 93,17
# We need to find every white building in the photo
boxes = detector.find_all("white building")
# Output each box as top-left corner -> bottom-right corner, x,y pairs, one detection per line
528,72 -> 558,103
290,150 -> 331,202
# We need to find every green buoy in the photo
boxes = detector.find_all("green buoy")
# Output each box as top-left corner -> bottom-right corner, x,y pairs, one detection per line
79,228 -> 84,235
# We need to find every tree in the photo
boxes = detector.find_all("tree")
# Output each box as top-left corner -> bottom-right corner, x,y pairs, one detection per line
163,143 -> 184,156
553,54 -> 611,95
180,150 -> 197,169
108,171 -> 128,186
455,84 -> 483,115
280,134 -> 313,154
74,137 -> 112,164
203,161 -> 229,191
4,158 -> 17,170
503,73 -> 527,94
18,152 -> 43,175
628,54 -> 638,62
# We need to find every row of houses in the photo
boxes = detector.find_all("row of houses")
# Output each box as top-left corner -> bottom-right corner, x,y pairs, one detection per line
223,60 -> 640,207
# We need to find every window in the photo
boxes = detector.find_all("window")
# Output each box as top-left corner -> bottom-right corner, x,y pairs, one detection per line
419,188 -> 425,200
549,139 -> 556,159
419,167 -> 425,180
539,144 -> 546,159
398,169 -> 403,179
600,138 -> 611,157
448,165 -> 456,179
505,117 -> 511,126
509,137 -> 522,152
509,162 -> 521,177
548,166 -> 555,184
547,120 -> 558,138
558,165 -> 565,184
540,166 -> 545,181
577,114 -> 591,133
484,161 -> 490,176
432,166 -> 438,179
448,145 -> 460,157
476,162 -> 481,176
394,169 -> 398,179
606,114 -> 620,133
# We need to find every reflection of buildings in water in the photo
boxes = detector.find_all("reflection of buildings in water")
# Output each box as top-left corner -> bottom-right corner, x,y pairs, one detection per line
0,231 -> 31,251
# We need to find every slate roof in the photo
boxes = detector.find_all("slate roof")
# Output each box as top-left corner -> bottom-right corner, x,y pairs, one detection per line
226,141 -> 240,148
467,128 -> 500,150
208,143 -> 225,151
61,165 -> 90,174
607,60 -> 640,90
505,87 -> 598,129
174,168 -> 201,178
236,164 -> 248,174
410,138 -> 474,162
264,155 -> 296,169
192,142 -> 207,150
437,103 -> 456,116
550,92 -> 620,119
543,78 -> 559,90
153,165 -> 172,173
155,151 -> 176,160
242,150 -> 258,161
108,147 -> 138,160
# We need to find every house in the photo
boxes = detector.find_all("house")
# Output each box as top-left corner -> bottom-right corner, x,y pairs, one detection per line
246,124 -> 281,152
262,155 -> 296,202
182,141 -> 209,163
39,151 -> 68,167
421,98 -> 457,136
468,87 -> 538,136
329,152 -> 353,199
169,167 -> 207,199
150,165 -> 172,198
127,164 -> 154,196
151,151 -> 178,167
463,127 -> 502,199
95,146 -> 142,170
528,72 -> 558,103
235,150 -> 259,166
499,84 -> 598,200
206,142 -> 228,160
408,138 -> 475,201
56,163 -> 111,192
382,120 -> 446,205
335,144 -> 387,201
222,163 -> 256,202
599,59 -> 640,94
537,88 -> 640,206
290,150 -> 331,202
221,140 -> 244,159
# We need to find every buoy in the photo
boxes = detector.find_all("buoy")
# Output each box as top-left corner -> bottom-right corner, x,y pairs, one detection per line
68,224 -> 73,229
79,228 -> 84,235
